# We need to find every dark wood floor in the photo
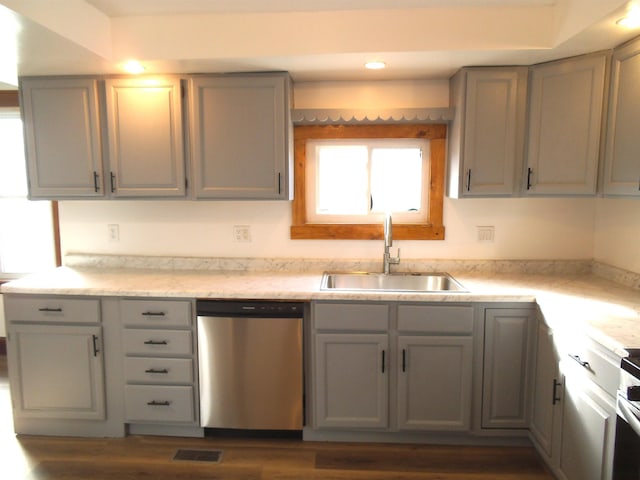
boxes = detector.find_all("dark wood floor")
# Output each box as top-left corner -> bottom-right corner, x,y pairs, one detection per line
0,355 -> 555,479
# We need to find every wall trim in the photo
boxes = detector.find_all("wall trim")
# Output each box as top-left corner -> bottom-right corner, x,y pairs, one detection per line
292,107 -> 454,125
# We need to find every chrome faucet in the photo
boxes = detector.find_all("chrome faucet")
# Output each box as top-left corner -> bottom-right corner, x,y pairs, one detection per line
383,213 -> 401,274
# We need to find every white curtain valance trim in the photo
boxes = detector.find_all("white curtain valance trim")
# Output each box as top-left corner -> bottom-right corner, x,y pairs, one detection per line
292,107 -> 454,125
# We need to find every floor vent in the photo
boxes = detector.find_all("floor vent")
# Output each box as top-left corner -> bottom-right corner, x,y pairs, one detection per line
173,449 -> 223,463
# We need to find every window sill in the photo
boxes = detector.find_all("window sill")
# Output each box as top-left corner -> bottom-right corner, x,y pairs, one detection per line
290,223 -> 445,240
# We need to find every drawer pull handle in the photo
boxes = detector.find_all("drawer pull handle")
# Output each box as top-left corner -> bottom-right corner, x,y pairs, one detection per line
144,340 -> 168,345
145,368 -> 169,374
147,400 -> 171,406
569,354 -> 591,370
38,307 -> 62,312
142,311 -> 166,317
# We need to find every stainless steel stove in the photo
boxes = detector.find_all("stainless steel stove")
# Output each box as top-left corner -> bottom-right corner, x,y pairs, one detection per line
613,354 -> 640,479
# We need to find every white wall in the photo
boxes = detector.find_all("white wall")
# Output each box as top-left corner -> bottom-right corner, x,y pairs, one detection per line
594,198 -> 640,273
58,197 -> 597,262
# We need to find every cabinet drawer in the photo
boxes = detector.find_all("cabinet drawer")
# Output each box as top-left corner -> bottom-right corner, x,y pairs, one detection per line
124,329 -> 193,356
124,385 -> 195,423
564,340 -> 620,397
314,302 -> 389,331
397,305 -> 473,334
125,357 -> 194,384
121,300 -> 191,328
4,296 -> 100,324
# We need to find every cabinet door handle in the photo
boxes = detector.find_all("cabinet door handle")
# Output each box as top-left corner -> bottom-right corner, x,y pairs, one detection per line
527,167 -> 533,190
144,340 -> 168,345
466,169 -> 471,192
568,354 -> 591,370
278,172 -> 282,195
92,335 -> 100,357
145,368 -> 169,374
38,307 -> 62,312
552,379 -> 562,405
141,311 -> 166,317
93,171 -> 100,192
402,349 -> 407,372
381,350 -> 386,374
147,400 -> 171,406
110,172 -> 116,193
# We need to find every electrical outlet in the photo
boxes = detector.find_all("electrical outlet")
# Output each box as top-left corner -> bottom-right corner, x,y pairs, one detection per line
233,225 -> 252,243
477,226 -> 495,243
108,224 -> 120,242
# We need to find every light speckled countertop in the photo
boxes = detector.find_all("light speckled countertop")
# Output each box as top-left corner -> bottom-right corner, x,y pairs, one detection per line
2,255 -> 639,357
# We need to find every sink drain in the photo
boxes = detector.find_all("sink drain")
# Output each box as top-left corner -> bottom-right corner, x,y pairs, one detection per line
173,449 -> 223,463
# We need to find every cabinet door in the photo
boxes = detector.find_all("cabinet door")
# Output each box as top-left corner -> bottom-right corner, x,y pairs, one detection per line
603,38 -> 640,196
8,324 -> 105,419
482,308 -> 536,428
20,77 -> 104,198
396,336 -> 472,431
530,321 -> 562,459
104,77 -> 186,197
525,54 -> 606,195
557,373 -> 616,480
462,68 -> 526,196
314,333 -> 388,429
189,74 -> 291,199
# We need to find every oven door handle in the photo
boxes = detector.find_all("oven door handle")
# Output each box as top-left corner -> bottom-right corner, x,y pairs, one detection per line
619,398 -> 640,437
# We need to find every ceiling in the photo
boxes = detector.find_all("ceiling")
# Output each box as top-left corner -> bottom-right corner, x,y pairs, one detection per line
0,0 -> 639,89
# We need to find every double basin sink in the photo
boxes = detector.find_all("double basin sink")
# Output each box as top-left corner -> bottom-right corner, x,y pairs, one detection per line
320,271 -> 466,293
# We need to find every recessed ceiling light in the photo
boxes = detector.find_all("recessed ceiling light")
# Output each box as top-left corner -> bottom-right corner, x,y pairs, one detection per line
123,60 -> 145,74
365,61 -> 386,70
617,7 -> 640,28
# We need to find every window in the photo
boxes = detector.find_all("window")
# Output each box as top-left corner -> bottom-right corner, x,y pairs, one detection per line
291,124 -> 446,240
306,138 -> 429,223
0,92 -> 59,277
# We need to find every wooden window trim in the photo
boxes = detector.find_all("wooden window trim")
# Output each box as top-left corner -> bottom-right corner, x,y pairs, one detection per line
290,124 -> 446,240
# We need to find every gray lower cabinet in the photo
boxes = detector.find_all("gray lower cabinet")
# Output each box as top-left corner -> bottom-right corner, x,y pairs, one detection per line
531,321 -> 619,480
603,36 -> 640,196
311,301 -> 474,433
121,299 -> 199,427
396,304 -> 474,432
188,73 -> 292,199
4,296 -> 106,420
314,332 -> 389,429
525,53 -> 607,195
482,307 -> 536,428
530,321 -> 562,458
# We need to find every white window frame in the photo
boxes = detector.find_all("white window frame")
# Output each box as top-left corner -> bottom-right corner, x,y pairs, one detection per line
305,138 -> 430,224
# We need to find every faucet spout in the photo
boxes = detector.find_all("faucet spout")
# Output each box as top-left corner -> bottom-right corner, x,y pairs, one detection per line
382,213 -> 400,274
384,213 -> 393,248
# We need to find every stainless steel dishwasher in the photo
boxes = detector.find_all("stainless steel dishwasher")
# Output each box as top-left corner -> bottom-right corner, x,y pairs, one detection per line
196,300 -> 303,431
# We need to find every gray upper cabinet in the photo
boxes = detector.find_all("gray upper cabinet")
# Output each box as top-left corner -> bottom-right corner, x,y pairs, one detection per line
448,67 -> 527,197
188,73 -> 292,200
525,54 -> 607,195
603,37 -> 640,196
104,77 -> 186,197
21,77 -> 104,198
21,75 -> 187,199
